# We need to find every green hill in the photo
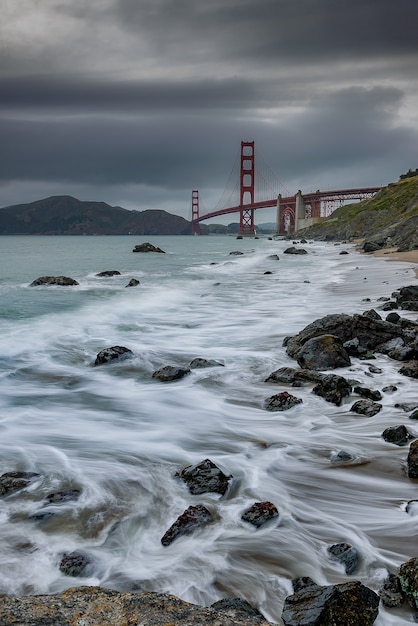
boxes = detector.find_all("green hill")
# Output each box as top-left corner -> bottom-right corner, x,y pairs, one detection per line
299,176 -> 418,251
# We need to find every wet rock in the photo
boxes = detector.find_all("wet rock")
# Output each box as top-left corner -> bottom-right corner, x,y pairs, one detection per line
292,577 -> 319,593
382,425 -> 414,446
0,586 -> 273,626
285,312 -> 409,360
282,580 -> 379,626
398,557 -> 418,608
400,362 -> 418,379
410,409 -> 418,420
380,301 -> 398,311
343,337 -> 368,357
362,309 -> 382,320
312,374 -> 352,406
45,489 -> 81,504
264,271 -> 273,275
388,344 -> 418,361
296,334 -> 351,370
264,367 -> 322,385
29,510 -> 56,522
328,542 -> 359,574
267,254 -> 280,260
363,240 -> 384,252
382,384 -> 398,393
189,357 -> 224,369
407,440 -> 418,478
368,364 -> 383,374
161,504 -> 213,546
29,275 -> 79,286
339,250 -> 349,255
0,471 -> 41,496
353,385 -> 382,401
379,572 -> 404,607
133,242 -> 165,253
241,501 -> 279,527
395,285 -> 418,310
350,399 -> 382,417
396,402 -> 418,412
152,365 -> 191,381
59,551 -> 92,577
406,500 -> 418,515
125,278 -> 140,287
176,458 -> 232,495
330,450 -> 355,465
386,312 -> 401,324
283,246 -> 307,254
229,250 -> 244,255
96,270 -> 120,277
210,598 -> 265,619
94,346 -> 133,366
264,391 -> 302,411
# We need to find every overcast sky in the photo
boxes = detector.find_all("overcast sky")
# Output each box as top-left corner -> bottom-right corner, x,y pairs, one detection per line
1,0 -> 417,222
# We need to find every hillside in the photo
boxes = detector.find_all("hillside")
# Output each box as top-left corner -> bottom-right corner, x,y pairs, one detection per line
298,176 -> 418,251
0,196 -> 192,235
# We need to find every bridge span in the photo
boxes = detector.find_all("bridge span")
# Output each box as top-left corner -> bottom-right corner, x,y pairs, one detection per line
191,141 -> 381,235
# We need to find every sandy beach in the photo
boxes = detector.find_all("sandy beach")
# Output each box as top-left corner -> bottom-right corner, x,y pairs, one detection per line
371,247 -> 418,277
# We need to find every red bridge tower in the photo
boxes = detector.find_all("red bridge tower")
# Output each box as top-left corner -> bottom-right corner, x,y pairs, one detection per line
191,189 -> 200,235
239,141 -> 255,235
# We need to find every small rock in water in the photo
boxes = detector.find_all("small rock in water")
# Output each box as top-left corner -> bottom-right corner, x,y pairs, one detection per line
189,358 -> 224,369
327,542 -> 359,574
330,450 -> 355,465
0,471 -> 41,496
177,458 -> 232,495
382,425 -> 414,446
379,572 -> 404,607
94,346 -> 133,366
264,391 -> 302,411
406,500 -> 418,515
132,242 -> 165,253
407,440 -> 418,478
382,384 -> 398,393
59,551 -> 92,577
161,504 -> 213,546
353,385 -> 382,401
350,399 -> 382,417
125,278 -> 140,287
312,374 -> 352,406
45,489 -> 81,504
96,270 -> 121,277
241,501 -> 279,527
229,250 -> 244,255
410,409 -> 418,420
368,364 -> 383,374
398,557 -> 418,608
152,365 -> 191,382
29,275 -> 79,286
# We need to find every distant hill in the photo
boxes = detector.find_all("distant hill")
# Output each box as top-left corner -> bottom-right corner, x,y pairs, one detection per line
0,196 -> 192,235
298,176 -> 418,252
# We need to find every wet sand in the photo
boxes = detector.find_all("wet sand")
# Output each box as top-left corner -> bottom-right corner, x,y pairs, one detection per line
354,241 -> 418,277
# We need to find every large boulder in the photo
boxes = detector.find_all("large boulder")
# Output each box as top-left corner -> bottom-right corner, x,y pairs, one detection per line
282,580 -> 379,625
0,587 -> 272,626
283,246 -> 308,255
133,242 -> 165,253
285,313 -> 412,360
265,367 -> 322,385
395,285 -> 418,310
398,557 -> 418,608
152,365 -> 191,382
30,275 -> 79,286
295,334 -> 351,370
407,440 -> 418,478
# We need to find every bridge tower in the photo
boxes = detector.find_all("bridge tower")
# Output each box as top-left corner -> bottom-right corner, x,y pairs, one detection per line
191,189 -> 200,235
239,141 -> 255,235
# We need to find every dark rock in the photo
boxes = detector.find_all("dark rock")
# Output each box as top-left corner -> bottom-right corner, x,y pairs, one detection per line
45,489 -> 81,504
406,500 -> 418,514
296,334 -> 351,370
399,557 -> 418,608
388,344 -> 417,361
379,573 -> 404,607
328,542 -> 359,574
353,386 -> 382,401
382,425 -> 414,446
133,242 -> 165,253
125,278 -> 140,287
363,240 -> 383,252
59,551 -> 92,577
0,587 -> 273,625
400,362 -> 418,379
396,286 -> 418,309
382,384 -> 398,393
176,458 -> 232,496
339,250 -> 349,255
29,275 -> 79,286
407,440 -> 418,478
386,312 -> 401,324
380,301 -> 398,311
282,580 -> 379,626
229,250 -> 244,255
368,364 -> 383,374
189,358 -> 224,369
343,337 -> 368,357
0,471 -> 40,496
96,270 -> 121,277
330,450 -> 355,465
264,367 -> 322,385
29,510 -> 56,522
267,254 -> 280,260
395,402 -> 418,412
264,392 -> 303,411
264,271 -> 273,275
283,246 -> 308,255
292,577 -> 319,593
152,365 -> 191,381
241,501 -> 279,527
362,309 -> 382,320
312,374 -> 352,406
350,399 -> 382,417
161,504 -> 213,546
410,409 -> 418,420
94,346 -> 133,366
210,598 -> 264,619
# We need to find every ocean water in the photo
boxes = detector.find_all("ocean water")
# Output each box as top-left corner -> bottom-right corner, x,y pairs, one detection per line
0,234 -> 417,624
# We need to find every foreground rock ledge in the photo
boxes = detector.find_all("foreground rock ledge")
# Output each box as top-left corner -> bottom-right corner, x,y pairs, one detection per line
0,587 -> 275,626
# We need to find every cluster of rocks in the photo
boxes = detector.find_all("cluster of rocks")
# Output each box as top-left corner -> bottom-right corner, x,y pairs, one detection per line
30,271 -> 141,288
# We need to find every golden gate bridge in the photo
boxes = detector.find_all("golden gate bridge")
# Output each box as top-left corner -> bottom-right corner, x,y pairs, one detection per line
191,141 -> 381,235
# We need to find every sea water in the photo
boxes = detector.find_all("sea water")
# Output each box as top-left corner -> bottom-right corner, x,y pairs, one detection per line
0,234 -> 417,624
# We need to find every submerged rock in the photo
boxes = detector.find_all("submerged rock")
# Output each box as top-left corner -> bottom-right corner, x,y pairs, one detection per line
45,489 -> 81,504
379,572 -> 404,607
0,471 -> 41,496
189,357 -> 224,369
29,275 -> 79,286
176,458 -> 232,495
94,346 -> 133,366
96,270 -> 120,277
133,242 -> 165,253
282,580 -> 379,626
59,551 -> 93,577
327,542 -> 359,575
407,440 -> 418,478
241,501 -> 279,527
161,504 -> 213,546
152,365 -> 191,381
264,391 -> 302,411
